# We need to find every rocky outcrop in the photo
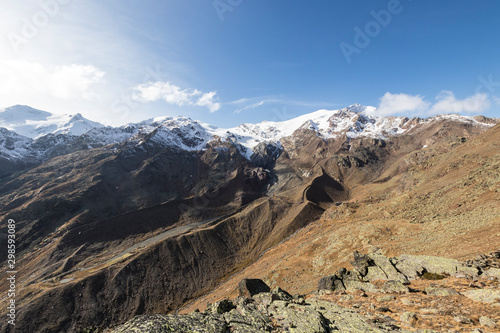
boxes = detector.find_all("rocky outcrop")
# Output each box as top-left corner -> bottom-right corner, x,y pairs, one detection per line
250,142 -> 281,168
112,280 -> 394,333
111,251 -> 500,332
317,252 -> 481,293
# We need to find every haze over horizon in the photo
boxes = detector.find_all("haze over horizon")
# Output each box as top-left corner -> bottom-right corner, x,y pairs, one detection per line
1,1 -> 499,127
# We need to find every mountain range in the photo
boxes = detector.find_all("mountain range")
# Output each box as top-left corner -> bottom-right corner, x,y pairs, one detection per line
0,104 -> 499,332
0,104 -> 496,166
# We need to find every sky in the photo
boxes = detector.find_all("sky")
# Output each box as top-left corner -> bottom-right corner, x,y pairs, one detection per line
0,0 -> 499,127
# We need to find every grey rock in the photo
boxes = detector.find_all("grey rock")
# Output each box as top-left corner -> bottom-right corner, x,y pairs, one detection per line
253,292 -> 278,308
419,308 -> 439,315
479,315 -> 496,328
306,299 -> 390,332
400,312 -> 418,325
271,287 -> 293,301
318,275 -> 345,291
383,280 -> 409,293
224,304 -> 272,333
377,295 -> 396,302
367,253 -> 409,283
209,299 -> 235,314
238,278 -> 270,298
343,279 -> 379,293
352,251 -> 372,276
111,313 -> 228,333
401,298 -> 414,305
396,254 -> 479,279
453,315 -> 472,324
462,289 -> 500,305
483,268 -> 500,279
267,302 -> 328,333
364,265 -> 391,281
375,306 -> 392,313
424,286 -> 459,296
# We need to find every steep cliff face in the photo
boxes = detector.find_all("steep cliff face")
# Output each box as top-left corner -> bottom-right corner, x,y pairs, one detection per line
0,107 -> 497,332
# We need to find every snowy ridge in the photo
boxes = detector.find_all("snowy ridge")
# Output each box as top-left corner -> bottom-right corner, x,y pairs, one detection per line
0,128 -> 32,161
0,105 -> 104,139
0,104 -> 497,163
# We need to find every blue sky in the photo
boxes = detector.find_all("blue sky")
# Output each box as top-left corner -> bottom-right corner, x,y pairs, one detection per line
1,0 -> 499,127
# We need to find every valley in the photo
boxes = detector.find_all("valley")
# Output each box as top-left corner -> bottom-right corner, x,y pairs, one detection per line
0,105 -> 498,332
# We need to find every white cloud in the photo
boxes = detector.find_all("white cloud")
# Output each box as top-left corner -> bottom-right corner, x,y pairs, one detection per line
234,101 -> 265,114
493,96 -> 500,106
372,91 -> 492,117
132,81 -> 221,113
195,91 -> 221,113
429,91 -> 490,115
374,92 -> 430,116
0,60 -> 105,102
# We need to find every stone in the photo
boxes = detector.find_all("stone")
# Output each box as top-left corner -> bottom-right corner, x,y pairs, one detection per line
424,286 -> 459,296
266,302 -> 328,333
224,304 -> 272,332
238,279 -> 270,298
453,315 -> 472,324
400,312 -> 418,325
111,313 -> 228,333
364,265 -> 390,281
483,268 -> 500,279
252,293 -> 278,308
401,298 -> 414,305
339,294 -> 354,302
376,306 -> 392,313
343,279 -> 379,292
462,289 -> 500,305
479,316 -> 496,328
396,254 -> 479,279
318,275 -> 345,291
306,299 -> 390,332
352,251 -> 372,275
367,253 -> 409,283
419,308 -> 439,315
271,287 -> 293,301
383,280 -> 409,293
377,295 -> 396,302
210,299 -> 235,314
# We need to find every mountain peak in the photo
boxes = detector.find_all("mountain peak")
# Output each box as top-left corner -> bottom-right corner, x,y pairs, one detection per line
0,105 -> 104,139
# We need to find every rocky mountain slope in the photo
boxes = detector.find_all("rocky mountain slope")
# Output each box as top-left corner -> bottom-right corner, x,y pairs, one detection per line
110,251 -> 500,332
0,105 -> 498,332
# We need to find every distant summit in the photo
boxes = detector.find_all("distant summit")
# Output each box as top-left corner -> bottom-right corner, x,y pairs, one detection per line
0,105 -> 104,139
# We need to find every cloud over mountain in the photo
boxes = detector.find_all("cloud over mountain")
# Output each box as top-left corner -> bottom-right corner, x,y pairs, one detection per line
132,81 -> 221,113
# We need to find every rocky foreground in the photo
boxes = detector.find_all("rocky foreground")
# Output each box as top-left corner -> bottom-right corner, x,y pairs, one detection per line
107,251 -> 500,333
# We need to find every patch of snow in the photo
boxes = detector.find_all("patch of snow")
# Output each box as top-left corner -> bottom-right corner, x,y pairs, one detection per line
0,105 -> 104,139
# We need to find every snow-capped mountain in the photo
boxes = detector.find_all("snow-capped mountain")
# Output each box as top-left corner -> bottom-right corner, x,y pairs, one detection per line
0,105 -> 104,139
0,104 -> 496,165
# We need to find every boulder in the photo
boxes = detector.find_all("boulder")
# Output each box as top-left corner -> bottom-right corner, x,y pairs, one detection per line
318,275 -> 345,291
352,251 -> 372,276
483,268 -> 500,279
462,289 -> 500,305
479,316 -> 496,328
383,280 -> 409,294
238,279 -> 270,298
223,304 -> 272,332
396,254 -> 479,279
367,253 -> 408,283
209,299 -> 235,314
424,287 -> 459,297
